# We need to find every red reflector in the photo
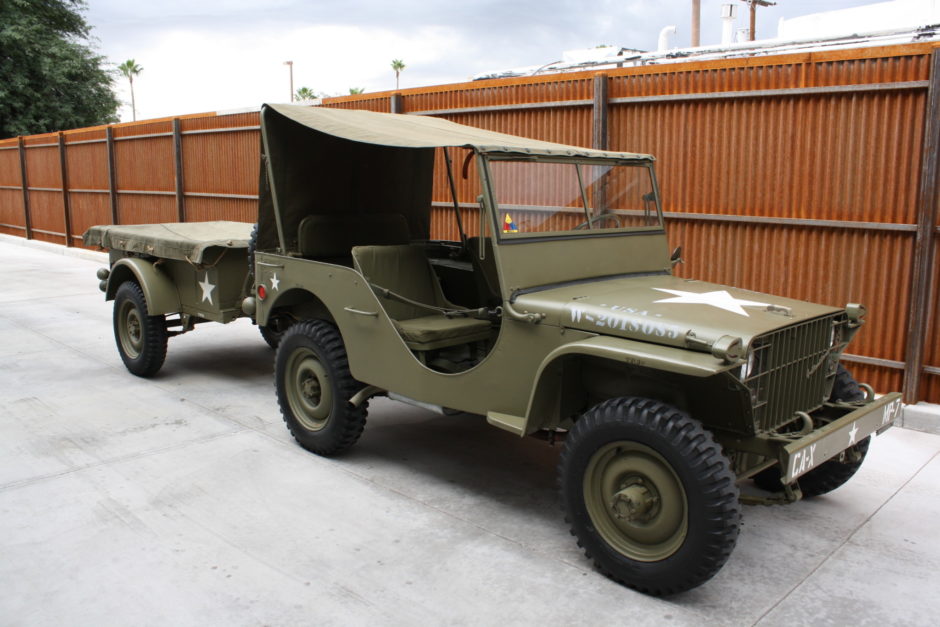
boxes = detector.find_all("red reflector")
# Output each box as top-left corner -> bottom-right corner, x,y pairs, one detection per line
257,285 -> 267,300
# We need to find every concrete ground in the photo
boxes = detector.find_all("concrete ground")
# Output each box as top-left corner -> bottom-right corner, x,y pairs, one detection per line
1,233 -> 939,627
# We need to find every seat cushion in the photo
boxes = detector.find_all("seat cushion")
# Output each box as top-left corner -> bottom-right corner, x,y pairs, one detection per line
393,316 -> 492,351
298,213 -> 410,258
353,244 -> 444,320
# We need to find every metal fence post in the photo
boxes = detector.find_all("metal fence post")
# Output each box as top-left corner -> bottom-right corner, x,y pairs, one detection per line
592,73 -> 609,151
903,49 -> 940,403
106,126 -> 119,225
390,93 -> 403,114
17,136 -> 32,239
58,132 -> 72,246
173,118 -> 186,222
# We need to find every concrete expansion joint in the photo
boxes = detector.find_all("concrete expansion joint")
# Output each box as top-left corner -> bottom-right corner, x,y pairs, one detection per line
0,428 -> 247,494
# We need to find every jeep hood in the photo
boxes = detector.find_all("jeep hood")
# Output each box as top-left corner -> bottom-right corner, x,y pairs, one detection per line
513,274 -> 843,350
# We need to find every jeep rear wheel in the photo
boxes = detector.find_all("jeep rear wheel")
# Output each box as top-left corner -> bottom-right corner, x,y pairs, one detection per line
275,320 -> 367,455
560,397 -> 740,595
113,280 -> 168,377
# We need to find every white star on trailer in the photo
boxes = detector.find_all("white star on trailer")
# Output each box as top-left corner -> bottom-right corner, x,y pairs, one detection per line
848,421 -> 859,445
270,273 -> 280,291
199,273 -> 216,305
653,288 -> 771,317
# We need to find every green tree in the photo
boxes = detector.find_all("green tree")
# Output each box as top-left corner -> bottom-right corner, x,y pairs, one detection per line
0,0 -> 119,138
118,59 -> 143,121
391,59 -> 405,90
349,87 -> 365,95
294,86 -> 319,101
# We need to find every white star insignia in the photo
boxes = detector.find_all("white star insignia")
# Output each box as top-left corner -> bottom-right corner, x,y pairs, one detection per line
653,288 -> 771,317
198,273 -> 216,305
848,422 -> 859,445
270,273 -> 280,291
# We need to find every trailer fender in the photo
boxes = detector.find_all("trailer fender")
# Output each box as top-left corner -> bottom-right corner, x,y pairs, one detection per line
522,335 -> 739,434
106,258 -> 181,315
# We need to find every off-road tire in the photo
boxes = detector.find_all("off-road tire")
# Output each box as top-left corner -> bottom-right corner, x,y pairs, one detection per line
259,324 -> 284,349
559,397 -> 740,595
753,364 -> 870,496
275,320 -> 367,456
113,280 -> 168,377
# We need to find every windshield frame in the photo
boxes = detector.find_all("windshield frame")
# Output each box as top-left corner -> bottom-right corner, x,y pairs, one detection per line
482,154 -> 666,245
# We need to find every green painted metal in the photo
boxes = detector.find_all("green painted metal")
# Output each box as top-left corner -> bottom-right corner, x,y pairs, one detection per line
779,393 -> 902,483
105,257 -> 180,315
583,441 -> 688,562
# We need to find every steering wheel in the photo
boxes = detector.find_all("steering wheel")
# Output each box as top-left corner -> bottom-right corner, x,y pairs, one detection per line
574,212 -> 623,230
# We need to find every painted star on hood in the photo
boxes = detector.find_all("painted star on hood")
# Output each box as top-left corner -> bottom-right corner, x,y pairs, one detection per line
653,288 -> 770,317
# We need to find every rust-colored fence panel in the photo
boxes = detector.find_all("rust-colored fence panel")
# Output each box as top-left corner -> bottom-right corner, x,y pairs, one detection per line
22,137 -> 65,244
64,130 -> 109,246
610,92 -> 925,223
1,42 -> 938,402
324,95 -> 391,113
0,141 -> 25,235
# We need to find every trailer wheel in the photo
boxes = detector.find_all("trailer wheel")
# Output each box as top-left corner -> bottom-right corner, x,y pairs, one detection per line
113,280 -> 168,377
753,364 -> 870,497
559,397 -> 740,595
247,223 -> 258,283
275,320 -> 367,455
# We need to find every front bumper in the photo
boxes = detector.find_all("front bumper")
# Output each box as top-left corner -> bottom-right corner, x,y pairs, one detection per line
781,393 -> 903,483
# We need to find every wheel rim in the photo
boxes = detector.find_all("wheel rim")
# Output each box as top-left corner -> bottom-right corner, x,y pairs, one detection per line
285,347 -> 333,431
118,299 -> 143,359
583,441 -> 688,562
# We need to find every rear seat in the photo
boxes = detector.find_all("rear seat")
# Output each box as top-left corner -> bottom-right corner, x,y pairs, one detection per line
297,213 -> 410,265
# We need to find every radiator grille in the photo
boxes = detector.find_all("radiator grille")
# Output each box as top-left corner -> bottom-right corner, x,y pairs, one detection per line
743,313 -> 846,433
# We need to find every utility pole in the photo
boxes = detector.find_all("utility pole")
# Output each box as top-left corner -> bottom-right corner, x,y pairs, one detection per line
691,0 -> 701,47
283,60 -> 294,102
740,0 -> 776,41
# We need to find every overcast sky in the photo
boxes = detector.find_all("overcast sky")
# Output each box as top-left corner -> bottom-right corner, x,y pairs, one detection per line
83,0 -> 887,122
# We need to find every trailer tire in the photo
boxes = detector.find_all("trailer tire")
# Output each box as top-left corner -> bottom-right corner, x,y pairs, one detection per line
559,397 -> 740,595
275,320 -> 367,456
247,223 -> 258,283
753,364 -> 870,496
113,280 -> 168,377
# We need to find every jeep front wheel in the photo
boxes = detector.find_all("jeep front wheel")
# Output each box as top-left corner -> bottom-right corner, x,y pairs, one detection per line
559,397 -> 740,595
113,280 -> 168,377
275,320 -> 367,456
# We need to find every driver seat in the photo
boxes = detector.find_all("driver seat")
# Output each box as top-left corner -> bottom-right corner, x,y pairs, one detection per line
352,245 -> 492,352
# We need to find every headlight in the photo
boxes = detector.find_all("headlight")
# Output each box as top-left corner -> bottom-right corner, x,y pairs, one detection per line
712,335 -> 743,363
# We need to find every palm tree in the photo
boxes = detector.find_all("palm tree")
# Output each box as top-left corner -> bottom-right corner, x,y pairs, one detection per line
391,59 -> 405,90
349,87 -> 365,95
118,59 -> 143,121
294,86 -> 318,101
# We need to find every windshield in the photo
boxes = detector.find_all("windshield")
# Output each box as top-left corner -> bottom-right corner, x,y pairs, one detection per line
487,159 -> 663,240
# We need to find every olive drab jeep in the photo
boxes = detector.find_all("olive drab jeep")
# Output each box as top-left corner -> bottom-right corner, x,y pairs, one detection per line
86,104 -> 903,596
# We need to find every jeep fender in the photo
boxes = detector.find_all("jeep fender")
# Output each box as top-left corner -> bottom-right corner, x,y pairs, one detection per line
257,287 -> 333,327
522,335 -> 739,434
106,258 -> 180,315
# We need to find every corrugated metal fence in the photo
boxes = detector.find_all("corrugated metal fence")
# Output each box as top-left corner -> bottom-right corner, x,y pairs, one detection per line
1,43 -> 938,402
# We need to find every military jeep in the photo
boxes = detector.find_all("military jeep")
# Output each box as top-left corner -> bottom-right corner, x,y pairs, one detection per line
87,104 -> 902,595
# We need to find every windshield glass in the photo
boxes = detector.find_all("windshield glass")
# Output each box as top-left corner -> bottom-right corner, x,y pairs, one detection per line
487,159 -> 663,239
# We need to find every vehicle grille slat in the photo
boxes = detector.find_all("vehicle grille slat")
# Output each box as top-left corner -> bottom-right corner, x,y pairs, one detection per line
744,313 -> 844,433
